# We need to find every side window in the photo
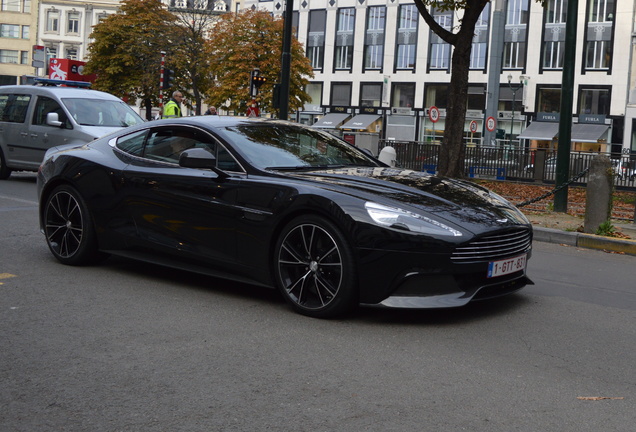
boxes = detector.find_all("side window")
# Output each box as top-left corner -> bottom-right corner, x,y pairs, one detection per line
32,96 -> 70,128
143,127 -> 217,164
1,94 -> 31,123
115,130 -> 148,157
217,145 -> 241,172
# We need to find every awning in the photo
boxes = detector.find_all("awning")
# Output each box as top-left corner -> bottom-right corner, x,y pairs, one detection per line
340,114 -> 381,130
312,113 -> 351,129
517,122 -> 559,140
570,123 -> 609,143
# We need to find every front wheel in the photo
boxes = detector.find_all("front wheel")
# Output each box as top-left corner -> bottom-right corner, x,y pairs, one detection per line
274,215 -> 358,318
43,185 -> 104,265
0,148 -> 12,180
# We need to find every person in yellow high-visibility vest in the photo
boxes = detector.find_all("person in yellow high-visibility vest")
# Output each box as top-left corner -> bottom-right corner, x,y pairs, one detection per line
162,91 -> 183,119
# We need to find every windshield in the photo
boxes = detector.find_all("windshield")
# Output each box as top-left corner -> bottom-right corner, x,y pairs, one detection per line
219,124 -> 379,170
62,98 -> 144,127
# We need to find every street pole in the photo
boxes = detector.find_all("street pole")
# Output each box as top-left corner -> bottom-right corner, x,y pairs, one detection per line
483,0 -> 505,147
279,0 -> 293,120
554,0 -> 579,213
507,74 -> 522,148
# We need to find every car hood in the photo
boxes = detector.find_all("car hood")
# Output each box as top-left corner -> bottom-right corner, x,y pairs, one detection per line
81,125 -> 124,139
292,167 -> 529,232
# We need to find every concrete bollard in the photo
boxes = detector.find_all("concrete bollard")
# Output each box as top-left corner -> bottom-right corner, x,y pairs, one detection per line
584,155 -> 613,234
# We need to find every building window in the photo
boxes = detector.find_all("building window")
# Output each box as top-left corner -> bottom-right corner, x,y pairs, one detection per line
46,10 -> 60,33
307,10 -> 326,70
470,4 -> 489,70
305,82 -> 323,106
67,11 -> 80,34
23,0 -> 30,13
584,0 -> 614,71
579,87 -> 610,115
424,84 -> 449,109
429,6 -> 451,70
331,82 -> 352,106
392,82 -> 415,107
20,51 -> 28,64
360,83 -> 382,107
364,6 -> 385,71
21,25 -> 29,39
334,8 -> 355,71
503,0 -> 528,69
0,24 -> 20,38
1,0 -> 19,11
0,50 -> 19,64
46,46 -> 57,66
396,4 -> 418,70
537,87 -> 561,113
66,48 -> 78,60
97,13 -> 110,23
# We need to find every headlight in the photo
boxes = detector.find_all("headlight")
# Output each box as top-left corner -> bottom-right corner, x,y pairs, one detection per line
365,202 -> 462,237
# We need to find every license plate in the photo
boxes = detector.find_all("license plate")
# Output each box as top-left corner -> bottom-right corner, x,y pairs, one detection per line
487,254 -> 527,278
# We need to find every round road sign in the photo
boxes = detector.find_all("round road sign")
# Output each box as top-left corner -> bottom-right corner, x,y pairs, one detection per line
486,116 -> 496,132
429,106 -> 440,123
469,120 -> 478,133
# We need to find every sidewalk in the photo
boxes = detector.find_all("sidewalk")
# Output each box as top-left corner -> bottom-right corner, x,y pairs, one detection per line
528,212 -> 636,256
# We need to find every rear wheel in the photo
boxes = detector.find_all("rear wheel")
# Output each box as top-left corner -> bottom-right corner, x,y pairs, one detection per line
0,148 -> 11,180
274,215 -> 357,318
43,185 -> 103,265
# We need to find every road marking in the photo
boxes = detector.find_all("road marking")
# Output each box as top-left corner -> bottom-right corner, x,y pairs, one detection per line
0,273 -> 17,285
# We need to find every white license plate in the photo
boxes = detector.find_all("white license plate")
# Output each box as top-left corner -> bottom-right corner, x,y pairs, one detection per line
487,254 -> 527,278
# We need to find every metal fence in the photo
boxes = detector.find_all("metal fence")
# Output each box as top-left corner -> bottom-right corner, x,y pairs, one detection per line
379,140 -> 636,190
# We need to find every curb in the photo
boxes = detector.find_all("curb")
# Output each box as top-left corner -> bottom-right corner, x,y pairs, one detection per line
533,226 -> 636,256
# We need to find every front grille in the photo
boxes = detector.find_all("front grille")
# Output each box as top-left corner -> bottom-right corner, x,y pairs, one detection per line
451,228 -> 532,262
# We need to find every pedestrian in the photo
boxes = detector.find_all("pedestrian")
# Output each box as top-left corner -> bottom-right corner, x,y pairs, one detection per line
204,106 -> 218,116
162,90 -> 183,119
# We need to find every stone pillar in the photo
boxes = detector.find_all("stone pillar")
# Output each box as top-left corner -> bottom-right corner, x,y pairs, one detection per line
584,155 -> 613,234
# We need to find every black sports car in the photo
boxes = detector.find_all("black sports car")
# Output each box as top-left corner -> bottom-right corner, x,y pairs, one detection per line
38,116 -> 532,318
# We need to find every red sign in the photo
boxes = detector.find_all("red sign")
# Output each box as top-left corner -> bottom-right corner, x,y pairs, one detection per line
486,116 -> 496,132
48,58 -> 96,83
470,120 -> 478,133
429,106 -> 440,123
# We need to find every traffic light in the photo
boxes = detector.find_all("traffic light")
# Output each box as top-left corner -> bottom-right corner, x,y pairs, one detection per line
250,68 -> 266,97
162,69 -> 174,90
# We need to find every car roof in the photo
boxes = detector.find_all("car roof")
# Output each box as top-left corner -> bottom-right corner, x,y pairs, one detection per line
0,85 -> 124,101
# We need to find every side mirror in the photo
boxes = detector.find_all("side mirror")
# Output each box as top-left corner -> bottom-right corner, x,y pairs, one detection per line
179,148 -> 229,179
46,112 -> 63,127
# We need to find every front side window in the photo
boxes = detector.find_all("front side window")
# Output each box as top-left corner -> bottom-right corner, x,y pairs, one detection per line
396,5 -> 418,70
32,96 -> 70,128
307,10 -> 326,70
364,6 -> 385,71
579,87 -> 610,115
334,8 -> 355,71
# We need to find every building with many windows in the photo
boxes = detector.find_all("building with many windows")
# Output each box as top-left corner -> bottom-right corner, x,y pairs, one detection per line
0,0 -> 37,85
246,0 -> 634,155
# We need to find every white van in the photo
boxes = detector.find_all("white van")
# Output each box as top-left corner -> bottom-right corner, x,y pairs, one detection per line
0,79 -> 145,179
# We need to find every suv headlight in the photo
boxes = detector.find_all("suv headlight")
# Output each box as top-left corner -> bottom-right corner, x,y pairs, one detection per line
365,202 -> 462,237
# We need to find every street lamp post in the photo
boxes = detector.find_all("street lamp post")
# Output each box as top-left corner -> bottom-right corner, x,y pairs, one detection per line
507,74 -> 523,147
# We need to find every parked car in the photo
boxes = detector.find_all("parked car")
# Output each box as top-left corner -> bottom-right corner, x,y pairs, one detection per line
0,78 -> 144,179
38,116 -> 533,318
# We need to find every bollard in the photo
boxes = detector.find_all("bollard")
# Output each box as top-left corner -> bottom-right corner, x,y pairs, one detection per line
584,155 -> 613,234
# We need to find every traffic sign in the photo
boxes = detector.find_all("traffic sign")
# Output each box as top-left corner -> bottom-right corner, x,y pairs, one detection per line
429,106 -> 440,123
470,120 -> 478,133
486,116 -> 496,132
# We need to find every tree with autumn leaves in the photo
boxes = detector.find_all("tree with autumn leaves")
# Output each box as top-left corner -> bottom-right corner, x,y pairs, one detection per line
84,1 -> 312,118
204,10 -> 313,115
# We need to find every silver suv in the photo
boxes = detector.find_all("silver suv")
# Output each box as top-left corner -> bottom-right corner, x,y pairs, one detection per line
0,79 -> 144,179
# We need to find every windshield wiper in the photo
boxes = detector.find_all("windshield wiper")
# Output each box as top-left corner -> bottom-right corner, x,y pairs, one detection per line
266,164 -> 347,171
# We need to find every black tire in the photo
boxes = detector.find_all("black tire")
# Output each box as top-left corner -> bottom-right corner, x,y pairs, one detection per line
0,148 -> 12,180
43,185 -> 104,265
274,215 -> 358,318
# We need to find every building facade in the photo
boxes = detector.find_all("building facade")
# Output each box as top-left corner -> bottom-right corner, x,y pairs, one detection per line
245,0 -> 634,155
0,0 -> 37,85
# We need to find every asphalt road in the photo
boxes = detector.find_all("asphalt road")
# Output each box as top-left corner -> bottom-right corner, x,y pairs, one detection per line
1,173 -> 635,431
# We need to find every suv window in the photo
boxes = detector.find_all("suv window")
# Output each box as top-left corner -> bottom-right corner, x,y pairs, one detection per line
0,94 -> 31,123
32,96 -> 71,129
